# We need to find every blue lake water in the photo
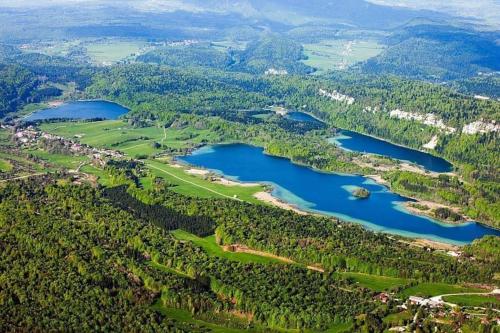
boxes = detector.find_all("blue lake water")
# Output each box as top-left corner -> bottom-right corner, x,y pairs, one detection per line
179,144 -> 500,245
330,130 -> 453,173
286,111 -> 323,123
24,101 -> 129,121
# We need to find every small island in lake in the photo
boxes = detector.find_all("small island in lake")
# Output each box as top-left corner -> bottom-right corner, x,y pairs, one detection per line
352,187 -> 371,199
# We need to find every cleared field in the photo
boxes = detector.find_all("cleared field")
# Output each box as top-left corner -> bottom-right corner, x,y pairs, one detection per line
339,272 -> 410,291
27,149 -> 90,170
399,283 -> 484,298
40,120 -> 220,158
382,311 -> 412,325
302,39 -> 383,73
443,294 -> 500,308
0,159 -> 13,172
146,160 -> 264,203
152,304 -> 255,333
172,230 -> 285,265
211,40 -> 248,51
85,40 -> 147,64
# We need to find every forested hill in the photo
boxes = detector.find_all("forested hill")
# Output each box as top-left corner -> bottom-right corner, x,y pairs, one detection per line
362,25 -> 500,81
0,64 -> 38,118
0,176 -> 498,332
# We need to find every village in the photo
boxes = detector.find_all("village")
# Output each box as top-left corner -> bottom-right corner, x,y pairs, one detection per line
8,124 -> 124,167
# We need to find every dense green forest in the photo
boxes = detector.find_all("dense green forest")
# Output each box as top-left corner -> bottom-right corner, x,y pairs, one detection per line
0,64 -> 39,118
1,177 -> 498,332
361,25 -> 500,81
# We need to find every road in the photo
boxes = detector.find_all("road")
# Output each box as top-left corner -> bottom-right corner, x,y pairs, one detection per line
0,173 -> 46,183
147,163 -> 242,202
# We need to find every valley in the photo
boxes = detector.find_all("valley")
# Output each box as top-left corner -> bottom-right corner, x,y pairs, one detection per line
0,1 -> 499,332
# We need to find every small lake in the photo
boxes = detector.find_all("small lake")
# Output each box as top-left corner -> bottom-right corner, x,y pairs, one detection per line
179,144 -> 500,245
330,130 -> 453,173
24,101 -> 129,121
286,111 -> 323,123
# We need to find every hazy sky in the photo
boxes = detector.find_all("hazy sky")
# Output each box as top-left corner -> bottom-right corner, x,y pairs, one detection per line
2,0 -> 499,27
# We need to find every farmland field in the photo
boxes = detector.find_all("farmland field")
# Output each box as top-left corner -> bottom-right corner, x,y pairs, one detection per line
399,283 -> 485,298
302,39 -> 383,73
443,294 -> 500,308
40,120 -> 220,157
85,40 -> 149,64
339,272 -> 410,291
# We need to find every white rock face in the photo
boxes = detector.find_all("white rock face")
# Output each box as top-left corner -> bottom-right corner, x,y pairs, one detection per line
319,89 -> 355,105
474,95 -> 490,100
363,106 -> 380,113
462,120 -> 500,135
389,109 -> 456,134
422,135 -> 439,150
265,68 -> 288,75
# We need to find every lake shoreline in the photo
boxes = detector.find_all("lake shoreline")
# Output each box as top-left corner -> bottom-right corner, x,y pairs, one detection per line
177,143 -> 497,234
176,144 -> 500,247
332,128 -> 454,173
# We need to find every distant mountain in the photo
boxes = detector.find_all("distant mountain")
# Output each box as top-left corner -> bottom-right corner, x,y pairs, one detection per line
182,0 -> 449,29
362,24 -> 500,80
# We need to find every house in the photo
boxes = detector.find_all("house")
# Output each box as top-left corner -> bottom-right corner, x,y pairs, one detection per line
409,296 -> 442,308
373,292 -> 391,303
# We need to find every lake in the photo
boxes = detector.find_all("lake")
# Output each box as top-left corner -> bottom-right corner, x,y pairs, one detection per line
24,101 -> 129,121
330,130 -> 453,173
286,111 -> 323,123
179,144 -> 500,245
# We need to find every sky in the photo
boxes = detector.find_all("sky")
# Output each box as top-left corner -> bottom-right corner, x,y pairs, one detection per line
1,0 -> 499,28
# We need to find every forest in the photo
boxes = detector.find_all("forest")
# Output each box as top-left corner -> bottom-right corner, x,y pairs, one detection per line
1,176 -> 498,332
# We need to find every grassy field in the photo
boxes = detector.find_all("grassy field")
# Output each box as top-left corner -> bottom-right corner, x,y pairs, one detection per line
302,39 -> 383,73
382,311 -> 412,325
146,159 -> 264,203
26,149 -> 89,170
339,272 -> 410,291
40,120 -> 220,158
0,159 -> 13,172
85,40 -> 148,64
443,294 -> 500,308
399,283 -> 485,298
211,40 -> 248,51
171,230 -> 285,265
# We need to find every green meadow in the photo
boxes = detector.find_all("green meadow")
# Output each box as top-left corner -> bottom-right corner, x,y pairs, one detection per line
399,283 -> 484,298
339,272 -> 410,291
145,159 -> 264,203
0,159 -> 13,172
443,294 -> 500,308
85,40 -> 148,64
302,39 -> 383,73
171,230 -> 285,265
40,120 -> 220,157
